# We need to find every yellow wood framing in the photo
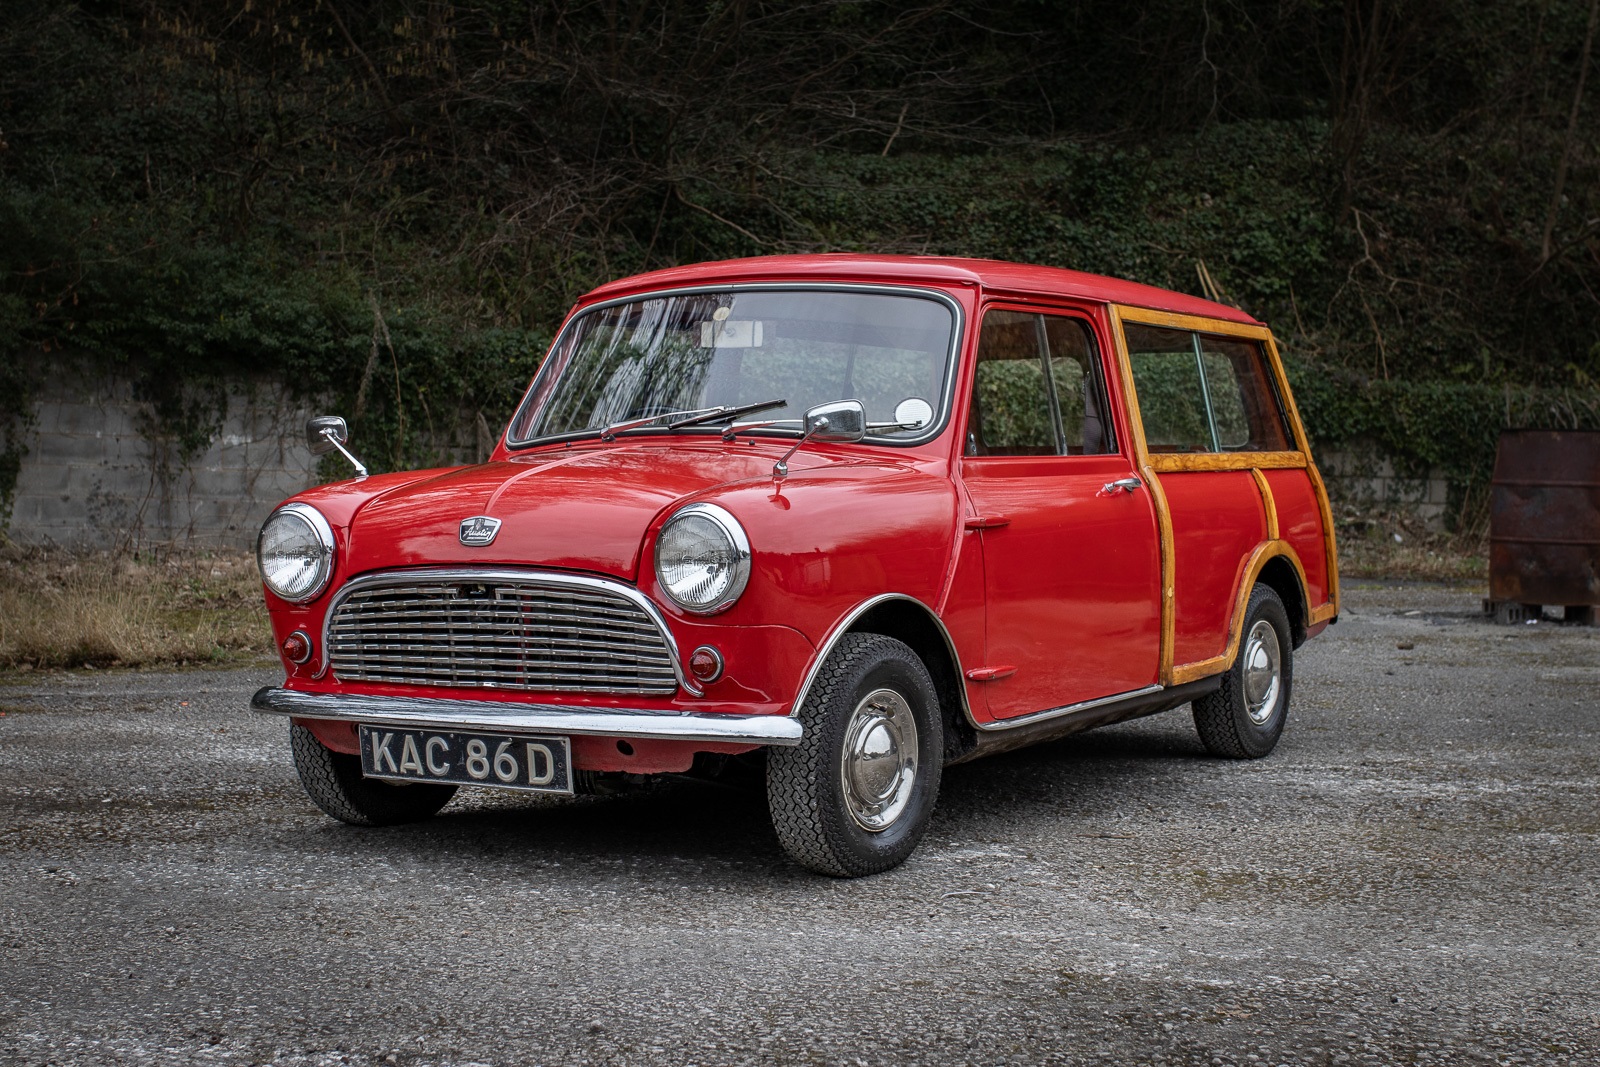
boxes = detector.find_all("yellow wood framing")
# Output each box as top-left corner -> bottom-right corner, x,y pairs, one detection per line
1146,451 -> 1307,473
1168,539 -> 1313,686
1109,303 -> 1342,685
1250,467 -> 1279,541
1262,335 -> 1342,621
1106,304 -> 1176,685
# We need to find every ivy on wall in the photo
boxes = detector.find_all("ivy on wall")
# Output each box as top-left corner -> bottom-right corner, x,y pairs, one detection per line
3,2 -> 1598,534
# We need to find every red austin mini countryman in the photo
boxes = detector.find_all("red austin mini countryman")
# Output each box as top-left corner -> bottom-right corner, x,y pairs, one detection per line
253,255 -> 1339,876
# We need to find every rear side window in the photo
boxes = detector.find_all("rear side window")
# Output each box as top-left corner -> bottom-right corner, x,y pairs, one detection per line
967,310 -> 1116,457
1125,323 -> 1293,453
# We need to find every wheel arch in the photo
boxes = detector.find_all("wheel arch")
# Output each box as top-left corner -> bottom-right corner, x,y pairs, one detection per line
1256,553 -> 1309,648
1170,539 -> 1312,686
793,594 -> 979,763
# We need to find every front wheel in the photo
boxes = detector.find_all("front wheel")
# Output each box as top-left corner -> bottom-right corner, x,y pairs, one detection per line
290,723 -> 457,826
1192,583 -> 1293,759
767,634 -> 943,877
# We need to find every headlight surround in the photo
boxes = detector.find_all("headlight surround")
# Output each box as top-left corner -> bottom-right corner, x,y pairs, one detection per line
654,503 -> 751,614
257,503 -> 336,603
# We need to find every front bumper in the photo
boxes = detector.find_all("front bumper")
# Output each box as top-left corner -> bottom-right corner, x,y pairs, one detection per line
251,687 -> 804,746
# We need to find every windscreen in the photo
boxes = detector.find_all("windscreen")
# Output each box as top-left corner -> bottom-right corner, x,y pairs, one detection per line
507,289 -> 955,443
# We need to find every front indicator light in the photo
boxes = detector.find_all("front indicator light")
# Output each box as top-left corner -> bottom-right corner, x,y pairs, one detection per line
688,645 -> 725,684
281,630 -> 312,665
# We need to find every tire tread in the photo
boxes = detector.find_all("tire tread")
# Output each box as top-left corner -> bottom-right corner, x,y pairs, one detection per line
767,633 -> 939,877
290,723 -> 456,826
1192,584 -> 1292,760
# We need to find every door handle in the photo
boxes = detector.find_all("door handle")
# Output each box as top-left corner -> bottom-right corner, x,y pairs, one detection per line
1102,477 -> 1142,494
964,515 -> 1011,530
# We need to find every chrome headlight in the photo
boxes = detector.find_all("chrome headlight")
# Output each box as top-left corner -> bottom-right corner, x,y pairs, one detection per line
257,503 -> 335,603
654,503 -> 751,614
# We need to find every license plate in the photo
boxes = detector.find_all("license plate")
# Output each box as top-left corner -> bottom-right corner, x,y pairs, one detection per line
359,725 -> 573,795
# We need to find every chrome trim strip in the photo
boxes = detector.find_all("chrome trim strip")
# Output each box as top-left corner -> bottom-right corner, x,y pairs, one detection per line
505,282 -> 966,450
314,567 -> 703,697
973,684 -> 1166,732
253,687 -> 802,746
791,593 -> 977,727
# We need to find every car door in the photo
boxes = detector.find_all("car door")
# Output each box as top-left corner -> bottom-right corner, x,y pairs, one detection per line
958,306 -> 1163,722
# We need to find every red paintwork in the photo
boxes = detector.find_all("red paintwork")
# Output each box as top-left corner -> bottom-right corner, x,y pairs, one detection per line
1160,472 -> 1270,665
962,453 -> 1162,720
1265,469 -> 1331,607
262,255 -> 1330,773
579,254 -> 1262,327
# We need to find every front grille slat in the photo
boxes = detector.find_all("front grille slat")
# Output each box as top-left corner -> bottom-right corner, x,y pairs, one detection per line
327,574 -> 680,694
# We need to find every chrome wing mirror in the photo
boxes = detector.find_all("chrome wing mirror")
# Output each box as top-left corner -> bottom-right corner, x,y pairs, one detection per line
774,400 -> 865,478
307,415 -> 368,478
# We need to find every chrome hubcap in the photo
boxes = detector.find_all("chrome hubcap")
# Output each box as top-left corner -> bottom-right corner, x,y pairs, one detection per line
840,687 -> 919,832
1242,619 -> 1282,725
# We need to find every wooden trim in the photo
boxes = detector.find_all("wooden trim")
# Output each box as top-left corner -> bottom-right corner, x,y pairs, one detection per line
1145,464 -> 1176,686
1310,602 -> 1338,625
1113,304 -> 1273,341
1146,451 -> 1307,473
1107,304 -> 1175,685
1170,652 -> 1231,687
1168,539 -> 1313,687
1105,305 -> 1152,468
1250,468 -> 1279,541
1261,334 -> 1341,619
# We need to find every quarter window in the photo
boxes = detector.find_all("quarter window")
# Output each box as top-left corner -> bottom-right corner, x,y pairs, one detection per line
966,311 -> 1115,457
1125,324 -> 1293,453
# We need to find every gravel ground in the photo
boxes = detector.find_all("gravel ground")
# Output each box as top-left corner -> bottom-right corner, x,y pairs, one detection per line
2,582 -> 1596,1066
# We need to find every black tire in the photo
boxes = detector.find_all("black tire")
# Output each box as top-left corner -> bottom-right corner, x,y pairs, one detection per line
1192,583 -> 1293,759
767,633 -> 943,877
290,723 -> 457,826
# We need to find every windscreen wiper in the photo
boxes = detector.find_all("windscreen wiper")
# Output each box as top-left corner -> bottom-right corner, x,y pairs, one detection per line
666,398 -> 789,429
598,405 -> 723,442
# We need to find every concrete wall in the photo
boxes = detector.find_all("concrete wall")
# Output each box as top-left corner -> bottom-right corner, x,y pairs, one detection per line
5,371 -> 319,550
1,367 -> 1456,549
1318,447 -> 1452,529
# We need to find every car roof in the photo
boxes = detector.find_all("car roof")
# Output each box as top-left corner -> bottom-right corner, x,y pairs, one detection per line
580,253 -> 1262,326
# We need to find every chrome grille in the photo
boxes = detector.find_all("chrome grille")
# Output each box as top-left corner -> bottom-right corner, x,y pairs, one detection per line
327,575 -> 680,694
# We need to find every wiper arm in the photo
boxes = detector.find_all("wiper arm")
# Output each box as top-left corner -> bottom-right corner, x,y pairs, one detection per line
721,418 -> 802,441
667,398 -> 789,429
599,405 -> 723,442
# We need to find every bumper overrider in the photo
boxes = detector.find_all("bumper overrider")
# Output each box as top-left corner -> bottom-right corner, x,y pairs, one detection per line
251,687 -> 804,746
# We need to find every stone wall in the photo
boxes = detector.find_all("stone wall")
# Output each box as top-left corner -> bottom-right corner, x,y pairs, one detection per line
1,367 -> 1458,549
5,370 -> 319,550
1317,447 -> 1453,529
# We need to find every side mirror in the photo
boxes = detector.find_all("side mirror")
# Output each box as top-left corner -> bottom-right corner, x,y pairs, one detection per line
306,415 -> 367,478
307,415 -> 349,455
774,400 -> 867,478
803,400 -> 866,443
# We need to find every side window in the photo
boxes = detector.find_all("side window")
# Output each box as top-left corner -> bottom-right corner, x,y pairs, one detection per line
970,311 -> 1054,455
1043,316 -> 1115,455
967,310 -> 1115,456
1125,324 -> 1212,452
1126,324 -> 1293,453
1199,336 -> 1293,451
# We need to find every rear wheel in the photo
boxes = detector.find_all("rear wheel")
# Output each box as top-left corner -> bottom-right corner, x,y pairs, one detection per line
1192,583 -> 1293,759
290,723 -> 457,826
767,634 -> 943,877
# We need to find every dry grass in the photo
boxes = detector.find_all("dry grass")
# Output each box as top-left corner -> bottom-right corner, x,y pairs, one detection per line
1334,510 -> 1489,585
0,509 -> 1487,675
0,544 -> 273,672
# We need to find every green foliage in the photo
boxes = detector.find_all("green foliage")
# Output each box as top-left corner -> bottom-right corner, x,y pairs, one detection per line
0,0 -> 1596,504
1287,360 -> 1600,491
